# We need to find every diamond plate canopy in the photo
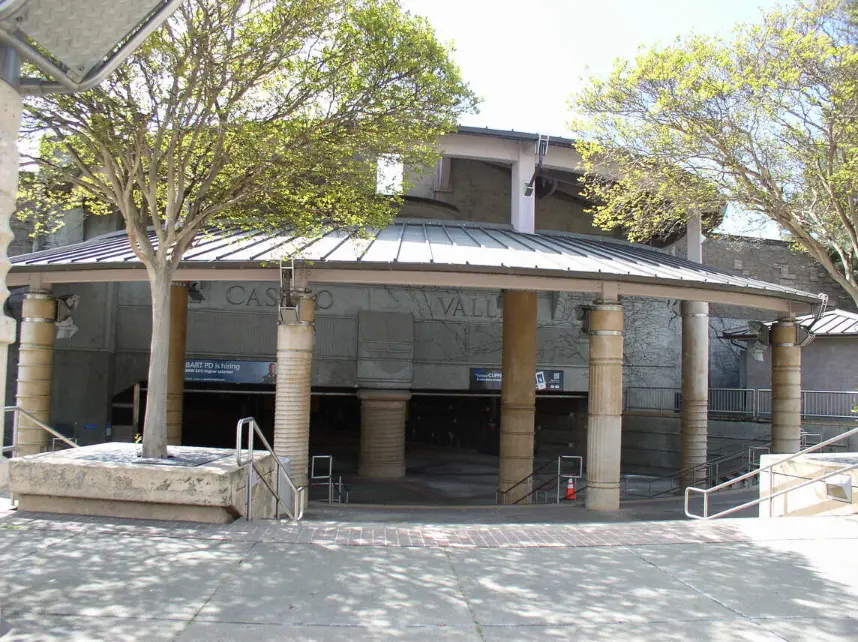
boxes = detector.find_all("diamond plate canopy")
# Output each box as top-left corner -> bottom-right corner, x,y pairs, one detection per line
0,0 -> 165,81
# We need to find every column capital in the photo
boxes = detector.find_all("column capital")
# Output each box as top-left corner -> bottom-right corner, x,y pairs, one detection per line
24,291 -> 54,300
591,300 -> 622,309
22,293 -> 56,324
279,289 -> 316,326
680,300 -> 709,317
771,321 -> 799,348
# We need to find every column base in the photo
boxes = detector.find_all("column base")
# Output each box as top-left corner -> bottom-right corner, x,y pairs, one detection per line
585,484 -> 620,511
358,389 -> 411,479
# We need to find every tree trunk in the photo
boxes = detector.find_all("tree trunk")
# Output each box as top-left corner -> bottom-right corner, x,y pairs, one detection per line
141,266 -> 174,459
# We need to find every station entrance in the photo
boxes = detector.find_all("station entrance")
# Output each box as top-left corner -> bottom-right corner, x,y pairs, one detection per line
111,384 -> 587,505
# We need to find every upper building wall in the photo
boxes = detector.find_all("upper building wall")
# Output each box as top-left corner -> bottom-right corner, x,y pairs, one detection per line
402,158 -> 621,237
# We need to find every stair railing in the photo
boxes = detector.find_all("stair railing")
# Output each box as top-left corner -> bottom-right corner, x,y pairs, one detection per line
2,406 -> 79,455
622,436 -> 769,499
685,424 -> 858,520
497,455 -> 583,505
236,416 -> 305,521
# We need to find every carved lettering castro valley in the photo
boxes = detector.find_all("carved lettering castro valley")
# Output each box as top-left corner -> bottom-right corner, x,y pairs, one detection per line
433,295 -> 499,318
225,285 -> 279,307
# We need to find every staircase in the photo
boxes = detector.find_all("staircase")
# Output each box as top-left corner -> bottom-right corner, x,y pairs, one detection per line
686,424 -> 858,519
621,428 -> 846,500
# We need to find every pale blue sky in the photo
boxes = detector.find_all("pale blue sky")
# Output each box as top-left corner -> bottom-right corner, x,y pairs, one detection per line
402,0 -> 794,237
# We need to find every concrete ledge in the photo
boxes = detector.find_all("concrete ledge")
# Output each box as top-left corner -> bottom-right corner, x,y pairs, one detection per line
9,443 -> 275,523
760,452 -> 858,518
14,495 -> 237,523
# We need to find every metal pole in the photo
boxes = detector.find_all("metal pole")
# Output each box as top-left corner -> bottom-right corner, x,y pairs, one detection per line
769,467 -> 774,518
11,405 -> 17,455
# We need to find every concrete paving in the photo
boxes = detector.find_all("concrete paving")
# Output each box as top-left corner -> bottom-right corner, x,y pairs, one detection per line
2,510 -> 858,641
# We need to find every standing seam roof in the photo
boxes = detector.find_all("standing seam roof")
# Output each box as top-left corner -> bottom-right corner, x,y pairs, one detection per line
10,219 -> 823,302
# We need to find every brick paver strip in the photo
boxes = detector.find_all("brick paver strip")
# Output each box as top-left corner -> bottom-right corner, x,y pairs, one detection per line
3,510 -> 857,549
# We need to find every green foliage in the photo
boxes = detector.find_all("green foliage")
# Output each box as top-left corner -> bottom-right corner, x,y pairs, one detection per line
18,0 -> 476,270
573,0 -> 858,304
15,0 -> 475,458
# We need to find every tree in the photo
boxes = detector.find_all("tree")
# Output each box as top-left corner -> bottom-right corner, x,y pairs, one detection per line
572,0 -> 858,306
18,0 -> 476,458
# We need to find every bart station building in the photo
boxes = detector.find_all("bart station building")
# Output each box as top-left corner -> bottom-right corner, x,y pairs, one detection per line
6,127 -> 834,510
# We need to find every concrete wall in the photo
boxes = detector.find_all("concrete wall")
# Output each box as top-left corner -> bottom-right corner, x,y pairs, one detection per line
405,158 -> 623,237
95,282 -> 694,395
745,337 -> 858,391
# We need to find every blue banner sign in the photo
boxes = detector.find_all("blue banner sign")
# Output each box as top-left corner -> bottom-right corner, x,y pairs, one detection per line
469,368 -> 564,391
185,359 -> 277,384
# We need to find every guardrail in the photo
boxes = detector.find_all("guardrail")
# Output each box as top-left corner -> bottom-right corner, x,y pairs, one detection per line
625,387 -> 858,420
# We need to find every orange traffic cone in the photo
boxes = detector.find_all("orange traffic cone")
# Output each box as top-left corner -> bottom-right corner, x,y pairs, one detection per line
565,478 -> 576,501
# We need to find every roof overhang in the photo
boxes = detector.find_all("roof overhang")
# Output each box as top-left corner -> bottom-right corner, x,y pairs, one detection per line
9,220 -> 826,314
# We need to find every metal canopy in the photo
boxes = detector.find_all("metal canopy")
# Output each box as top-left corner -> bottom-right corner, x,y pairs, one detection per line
794,309 -> 858,337
0,0 -> 184,93
9,219 -> 825,310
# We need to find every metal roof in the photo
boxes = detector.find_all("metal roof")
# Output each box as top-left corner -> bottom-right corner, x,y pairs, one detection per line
797,309 -> 858,336
10,219 -> 822,303
456,125 -> 577,148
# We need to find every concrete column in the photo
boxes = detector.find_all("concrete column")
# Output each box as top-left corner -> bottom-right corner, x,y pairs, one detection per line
586,301 -> 624,510
166,283 -> 188,446
771,319 -> 802,454
680,301 -> 709,487
358,389 -> 412,478
15,292 -> 56,455
0,66 -> 21,422
273,294 -> 315,488
498,290 -> 537,504
510,142 -> 536,233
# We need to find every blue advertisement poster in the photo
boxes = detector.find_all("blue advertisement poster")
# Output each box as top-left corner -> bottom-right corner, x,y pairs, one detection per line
469,368 -> 564,391
185,359 -> 278,384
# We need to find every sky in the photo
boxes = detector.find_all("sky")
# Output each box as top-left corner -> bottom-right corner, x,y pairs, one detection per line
400,0 -> 795,238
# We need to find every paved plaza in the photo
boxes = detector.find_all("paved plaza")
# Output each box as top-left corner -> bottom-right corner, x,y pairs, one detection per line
2,502 -> 858,641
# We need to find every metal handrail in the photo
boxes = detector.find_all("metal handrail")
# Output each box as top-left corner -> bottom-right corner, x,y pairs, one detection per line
622,434 -> 770,499
496,456 -> 557,504
498,455 -> 583,505
236,417 -> 305,521
515,474 -> 587,505
685,424 -> 858,519
2,406 -> 79,454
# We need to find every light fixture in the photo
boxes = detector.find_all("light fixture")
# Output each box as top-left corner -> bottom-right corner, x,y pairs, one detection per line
825,474 -> 853,504
0,0 -> 185,94
187,281 -> 206,303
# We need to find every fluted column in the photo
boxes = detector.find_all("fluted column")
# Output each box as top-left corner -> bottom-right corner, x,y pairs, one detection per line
499,290 -> 537,504
0,75 -> 21,423
273,294 -> 315,488
586,301 -> 624,510
358,389 -> 412,478
771,319 -> 802,453
681,301 -> 709,487
166,283 -> 188,446
15,292 -> 56,455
